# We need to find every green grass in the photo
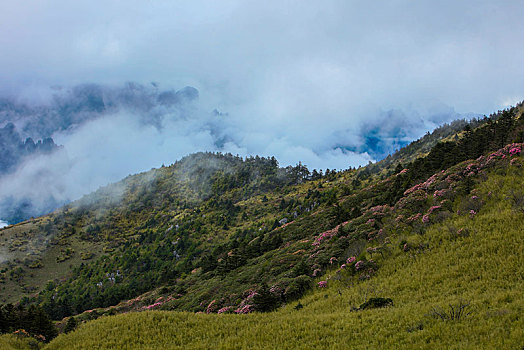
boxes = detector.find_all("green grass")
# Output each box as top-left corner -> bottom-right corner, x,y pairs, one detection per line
0,218 -> 104,304
0,333 -> 41,350
44,171 -> 524,349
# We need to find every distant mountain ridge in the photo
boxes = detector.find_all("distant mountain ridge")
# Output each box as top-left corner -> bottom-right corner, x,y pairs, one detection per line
0,83 -> 199,175
0,83 -> 199,140
0,123 -> 60,175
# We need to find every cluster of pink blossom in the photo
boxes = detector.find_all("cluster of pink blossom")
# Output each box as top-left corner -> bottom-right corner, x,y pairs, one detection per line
354,260 -> 364,270
463,163 -> 478,176
406,213 -> 422,223
366,218 -> 375,225
404,174 -> 439,196
483,144 -> 522,166
246,289 -> 257,299
427,205 -> 442,214
217,306 -> 231,314
143,302 -> 163,310
329,257 -> 338,264
509,146 -> 521,156
235,304 -> 254,314
469,210 -> 477,218
206,300 -> 217,314
433,189 -> 449,198
346,256 -> 356,264
311,221 -> 349,246
339,264 -> 347,269
234,289 -> 258,314
421,214 -> 430,224
404,183 -> 424,196
398,168 -> 408,175
317,281 -> 327,288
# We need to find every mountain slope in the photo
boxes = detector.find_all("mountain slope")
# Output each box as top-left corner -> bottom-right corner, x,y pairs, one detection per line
45,164 -> 523,349
0,103 -> 522,348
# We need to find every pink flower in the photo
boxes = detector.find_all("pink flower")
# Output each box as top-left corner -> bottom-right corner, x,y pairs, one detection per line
469,210 -> 477,218
217,306 -> 231,314
509,147 -> 521,155
428,205 -> 441,214
340,264 -> 346,269
234,304 -> 254,314
346,256 -> 356,264
355,260 -> 364,270
317,281 -> 327,288
422,214 -> 430,224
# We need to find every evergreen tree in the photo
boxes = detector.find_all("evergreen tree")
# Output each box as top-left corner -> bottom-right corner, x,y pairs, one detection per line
64,316 -> 78,333
252,283 -> 280,312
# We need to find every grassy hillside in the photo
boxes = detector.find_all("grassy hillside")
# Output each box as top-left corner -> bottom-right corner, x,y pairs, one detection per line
45,166 -> 523,349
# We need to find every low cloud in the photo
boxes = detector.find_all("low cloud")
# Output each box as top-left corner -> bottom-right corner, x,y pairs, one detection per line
0,83 -> 480,223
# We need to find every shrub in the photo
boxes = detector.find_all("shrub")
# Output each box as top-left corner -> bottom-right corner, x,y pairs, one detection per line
428,301 -> 472,321
359,297 -> 393,310
64,317 -> 78,333
252,283 -> 280,312
284,275 -> 312,301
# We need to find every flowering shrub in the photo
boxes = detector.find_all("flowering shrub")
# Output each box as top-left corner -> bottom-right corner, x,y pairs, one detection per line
217,306 -> 232,314
346,256 -> 356,264
406,213 -> 422,223
143,302 -> 163,310
427,205 -> 442,214
235,304 -> 254,314
311,222 -> 349,246
206,300 -> 217,314
433,189 -> 449,199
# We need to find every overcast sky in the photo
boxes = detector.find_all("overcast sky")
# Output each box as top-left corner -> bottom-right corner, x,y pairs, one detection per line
2,1 -> 523,110
0,1 -> 523,222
